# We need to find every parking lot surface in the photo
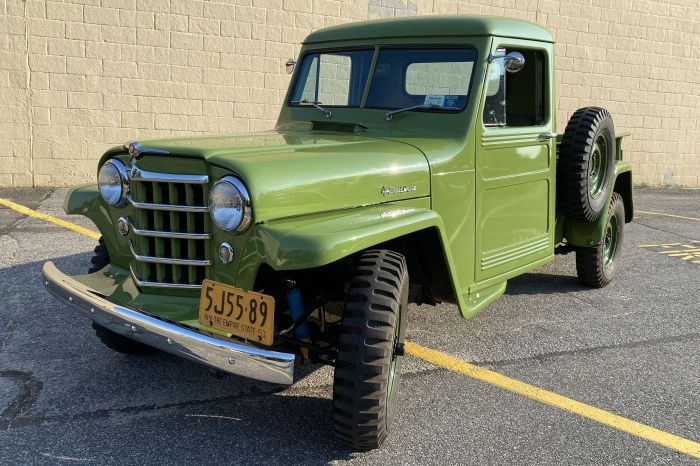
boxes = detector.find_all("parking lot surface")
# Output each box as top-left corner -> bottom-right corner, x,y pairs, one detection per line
0,187 -> 698,465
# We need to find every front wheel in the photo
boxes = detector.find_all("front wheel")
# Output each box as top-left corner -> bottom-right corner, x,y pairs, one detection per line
332,249 -> 407,450
576,193 -> 625,287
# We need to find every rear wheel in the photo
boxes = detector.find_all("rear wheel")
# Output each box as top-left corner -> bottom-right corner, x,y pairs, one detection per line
89,238 -> 154,355
576,193 -> 625,288
332,249 -> 407,450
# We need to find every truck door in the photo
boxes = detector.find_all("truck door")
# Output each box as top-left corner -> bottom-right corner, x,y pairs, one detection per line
474,39 -> 556,283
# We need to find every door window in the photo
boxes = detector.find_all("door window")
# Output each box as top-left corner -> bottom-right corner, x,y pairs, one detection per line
483,48 -> 546,127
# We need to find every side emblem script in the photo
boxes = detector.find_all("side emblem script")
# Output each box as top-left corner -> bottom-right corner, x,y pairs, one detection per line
381,185 -> 417,196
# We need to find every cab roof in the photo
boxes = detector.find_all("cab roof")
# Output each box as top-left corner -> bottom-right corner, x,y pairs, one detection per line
304,15 -> 553,44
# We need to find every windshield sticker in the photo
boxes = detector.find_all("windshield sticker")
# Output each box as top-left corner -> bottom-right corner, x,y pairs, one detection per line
445,95 -> 458,107
424,95 -> 446,106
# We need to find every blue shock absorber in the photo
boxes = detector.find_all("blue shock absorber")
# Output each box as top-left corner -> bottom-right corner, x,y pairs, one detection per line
286,286 -> 311,344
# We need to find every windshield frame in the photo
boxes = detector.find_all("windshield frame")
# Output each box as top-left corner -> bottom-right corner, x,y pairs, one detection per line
287,45 -> 478,116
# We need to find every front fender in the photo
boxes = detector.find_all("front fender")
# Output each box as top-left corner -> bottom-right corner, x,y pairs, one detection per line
235,200 -> 465,310
63,183 -> 129,265
564,162 -> 633,247
257,204 -> 442,270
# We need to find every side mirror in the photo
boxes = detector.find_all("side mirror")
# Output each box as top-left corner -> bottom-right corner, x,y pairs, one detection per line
503,51 -> 525,73
285,58 -> 297,75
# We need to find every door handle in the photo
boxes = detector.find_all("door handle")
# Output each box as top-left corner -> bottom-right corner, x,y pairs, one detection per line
538,132 -> 559,141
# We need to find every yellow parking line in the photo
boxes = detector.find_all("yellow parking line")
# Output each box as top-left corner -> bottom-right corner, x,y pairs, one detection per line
0,198 -> 100,240
636,210 -> 700,222
5,197 -> 700,459
405,342 -> 700,459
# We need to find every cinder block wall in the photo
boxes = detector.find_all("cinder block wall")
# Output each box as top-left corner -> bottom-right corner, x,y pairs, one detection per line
1,0 -> 698,187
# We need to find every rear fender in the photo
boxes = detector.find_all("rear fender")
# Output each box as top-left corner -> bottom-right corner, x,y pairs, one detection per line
564,162 -> 633,247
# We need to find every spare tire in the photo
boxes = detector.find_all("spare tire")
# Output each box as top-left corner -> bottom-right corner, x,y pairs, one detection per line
557,107 -> 616,222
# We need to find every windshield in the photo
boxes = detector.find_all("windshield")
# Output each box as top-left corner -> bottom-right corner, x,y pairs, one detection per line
289,47 -> 476,114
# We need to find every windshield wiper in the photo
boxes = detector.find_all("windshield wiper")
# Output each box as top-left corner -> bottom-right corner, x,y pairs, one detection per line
291,99 -> 332,119
385,104 -> 459,121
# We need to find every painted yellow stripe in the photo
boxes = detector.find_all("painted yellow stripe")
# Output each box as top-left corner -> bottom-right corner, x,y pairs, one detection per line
0,198 -> 100,240
405,342 -> 700,459
5,196 -> 700,458
636,210 -> 700,222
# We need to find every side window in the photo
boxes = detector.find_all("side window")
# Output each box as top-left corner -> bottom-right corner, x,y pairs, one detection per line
483,48 -> 546,127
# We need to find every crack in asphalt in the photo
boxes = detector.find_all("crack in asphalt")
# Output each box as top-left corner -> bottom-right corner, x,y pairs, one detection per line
0,370 -> 44,426
476,332 -> 700,367
632,219 -> 697,242
0,382 -> 287,431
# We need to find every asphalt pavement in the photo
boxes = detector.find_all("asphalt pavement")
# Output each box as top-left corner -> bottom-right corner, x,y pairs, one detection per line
0,187 -> 698,465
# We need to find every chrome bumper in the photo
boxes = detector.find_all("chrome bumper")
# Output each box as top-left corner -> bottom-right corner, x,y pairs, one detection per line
41,261 -> 295,385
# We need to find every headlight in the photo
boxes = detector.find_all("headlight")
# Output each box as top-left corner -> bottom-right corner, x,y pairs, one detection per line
98,159 -> 129,207
209,176 -> 252,232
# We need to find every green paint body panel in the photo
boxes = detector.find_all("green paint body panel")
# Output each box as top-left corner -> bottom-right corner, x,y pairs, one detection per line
63,15 -> 632,322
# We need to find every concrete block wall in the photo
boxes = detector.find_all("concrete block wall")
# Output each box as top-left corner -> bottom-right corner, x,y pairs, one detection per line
0,0 -> 698,187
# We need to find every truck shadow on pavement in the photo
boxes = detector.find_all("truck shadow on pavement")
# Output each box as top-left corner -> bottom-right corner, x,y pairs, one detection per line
1,253 -> 356,463
505,271 -> 583,296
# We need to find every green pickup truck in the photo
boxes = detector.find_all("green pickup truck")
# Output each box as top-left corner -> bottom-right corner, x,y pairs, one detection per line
43,15 -> 632,449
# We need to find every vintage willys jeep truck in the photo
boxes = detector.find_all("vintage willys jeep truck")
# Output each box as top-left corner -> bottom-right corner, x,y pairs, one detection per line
43,16 -> 633,449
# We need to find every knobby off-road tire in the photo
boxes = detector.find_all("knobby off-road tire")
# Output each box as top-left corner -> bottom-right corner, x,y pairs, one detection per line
558,107 -> 616,222
333,249 -> 408,450
576,193 -> 625,288
89,238 -> 154,355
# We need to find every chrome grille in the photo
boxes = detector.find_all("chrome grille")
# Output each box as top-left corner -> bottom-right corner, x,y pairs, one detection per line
128,165 -> 210,290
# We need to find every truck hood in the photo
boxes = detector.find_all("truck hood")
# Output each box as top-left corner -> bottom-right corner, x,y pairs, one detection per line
132,130 -> 430,222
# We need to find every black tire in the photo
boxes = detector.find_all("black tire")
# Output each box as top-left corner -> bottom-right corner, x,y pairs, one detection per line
88,237 -> 154,355
88,238 -> 109,273
333,249 -> 407,450
576,193 -> 625,288
558,107 -> 616,222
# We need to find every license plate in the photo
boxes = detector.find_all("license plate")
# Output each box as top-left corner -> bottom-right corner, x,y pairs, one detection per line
198,279 -> 275,346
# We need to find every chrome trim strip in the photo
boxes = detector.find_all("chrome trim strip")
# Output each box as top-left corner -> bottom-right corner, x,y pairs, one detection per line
128,196 -> 208,213
125,141 -> 170,158
129,241 -> 211,266
42,261 -> 294,384
130,264 -> 203,290
130,165 -> 209,184
128,219 -> 210,240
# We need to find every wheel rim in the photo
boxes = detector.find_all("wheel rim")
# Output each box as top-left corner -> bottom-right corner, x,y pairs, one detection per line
603,213 -> 620,268
589,134 -> 609,199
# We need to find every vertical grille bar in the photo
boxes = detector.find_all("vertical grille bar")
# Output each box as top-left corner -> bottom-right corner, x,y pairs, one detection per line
185,184 -> 197,284
168,183 -> 182,284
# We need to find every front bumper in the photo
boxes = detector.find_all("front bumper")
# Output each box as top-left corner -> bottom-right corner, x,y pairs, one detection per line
42,261 -> 295,385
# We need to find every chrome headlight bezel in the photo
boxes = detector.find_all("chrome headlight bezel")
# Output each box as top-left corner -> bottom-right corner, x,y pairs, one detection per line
208,176 -> 252,232
98,159 -> 129,207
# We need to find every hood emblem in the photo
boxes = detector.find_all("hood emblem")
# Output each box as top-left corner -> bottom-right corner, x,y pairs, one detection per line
381,185 -> 417,196
125,141 -> 170,160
